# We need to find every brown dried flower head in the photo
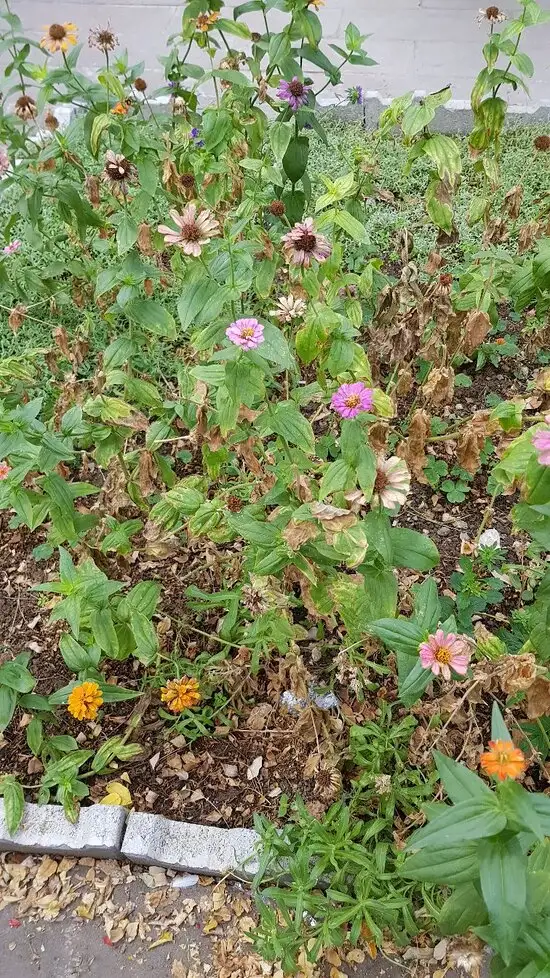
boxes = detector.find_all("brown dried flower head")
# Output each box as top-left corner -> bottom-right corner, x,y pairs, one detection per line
15,95 -> 37,121
103,150 -> 137,194
478,5 -> 506,22
137,222 -> 154,256
8,304 -> 26,333
534,135 -> 550,151
44,110 -> 59,131
134,77 -> 147,93
85,174 -> 101,207
180,171 -> 196,190
270,200 -> 285,217
88,26 -> 118,52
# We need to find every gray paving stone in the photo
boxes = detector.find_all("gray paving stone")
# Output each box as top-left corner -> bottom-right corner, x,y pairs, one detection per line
0,801 -> 127,858
121,812 -> 260,878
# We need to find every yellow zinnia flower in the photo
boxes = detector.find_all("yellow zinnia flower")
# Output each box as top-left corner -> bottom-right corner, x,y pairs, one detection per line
160,677 -> 201,713
67,681 -> 103,721
40,23 -> 78,54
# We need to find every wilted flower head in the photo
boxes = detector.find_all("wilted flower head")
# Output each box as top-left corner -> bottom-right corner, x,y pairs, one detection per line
478,528 -> 501,549
40,22 -> 78,54
134,77 -> 147,93
276,76 -> 312,112
534,134 -> 550,152
419,629 -> 471,680
67,680 -> 103,721
160,677 -> 201,712
226,317 -> 264,350
480,739 -> 526,781
347,85 -> 363,105
281,217 -> 331,267
533,417 -> 550,465
103,150 -> 137,195
14,95 -> 37,121
44,110 -> 59,131
0,146 -> 9,177
0,461 -> 11,480
111,101 -> 129,115
8,304 -> 26,333
372,456 -> 411,511
3,240 -> 21,256
269,200 -> 285,217
195,11 -> 219,32
270,294 -> 307,323
158,204 -> 219,256
88,25 -> 118,52
477,6 -> 506,22
331,382 -> 374,419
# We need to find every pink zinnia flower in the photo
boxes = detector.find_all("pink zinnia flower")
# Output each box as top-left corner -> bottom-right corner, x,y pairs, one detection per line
331,382 -> 374,419
533,416 -> 550,466
372,456 -> 411,511
281,218 -> 331,268
276,77 -> 312,112
3,240 -> 21,256
0,146 -> 9,177
0,461 -> 11,480
226,317 -> 264,350
419,629 -> 471,680
158,204 -> 219,257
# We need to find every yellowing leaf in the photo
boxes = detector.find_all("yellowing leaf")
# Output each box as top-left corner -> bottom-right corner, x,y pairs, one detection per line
149,931 -> 173,950
203,916 -> 219,934
100,781 -> 133,807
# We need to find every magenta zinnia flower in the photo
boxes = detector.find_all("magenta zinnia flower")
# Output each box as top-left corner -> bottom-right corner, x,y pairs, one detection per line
281,218 -> 331,268
226,318 -> 264,350
331,382 -> 374,419
3,240 -> 21,256
0,461 -> 11,480
533,416 -> 550,466
419,629 -> 471,680
276,77 -> 312,112
158,204 -> 219,257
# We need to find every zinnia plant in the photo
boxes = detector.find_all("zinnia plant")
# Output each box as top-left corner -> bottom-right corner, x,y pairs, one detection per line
160,677 -> 201,712
67,681 -> 103,721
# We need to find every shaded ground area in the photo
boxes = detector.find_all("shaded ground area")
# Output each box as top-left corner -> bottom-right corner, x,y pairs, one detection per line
0,854 -> 485,978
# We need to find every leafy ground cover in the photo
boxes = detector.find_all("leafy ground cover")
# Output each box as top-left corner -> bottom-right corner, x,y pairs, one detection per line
1,0 -> 550,974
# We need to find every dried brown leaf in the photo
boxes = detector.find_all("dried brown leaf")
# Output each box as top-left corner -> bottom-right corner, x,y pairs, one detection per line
463,309 -> 491,357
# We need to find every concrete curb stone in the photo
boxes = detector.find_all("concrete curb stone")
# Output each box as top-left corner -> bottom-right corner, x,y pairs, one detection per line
0,800 -> 126,859
121,811 -> 260,878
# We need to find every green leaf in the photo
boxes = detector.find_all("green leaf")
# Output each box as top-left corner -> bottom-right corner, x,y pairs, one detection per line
116,212 -> 138,255
234,0 -> 265,18
480,835 -> 527,964
215,17 -> 251,38
422,133 -> 462,184
90,113 -> 111,155
268,32 -> 291,66
438,882 -> 488,935
412,578 -> 440,632
434,751 -> 494,804
401,842 -> 480,884
0,661 -> 35,693
361,509 -> 392,564
227,512 -> 280,546
491,701 -> 512,741
259,323 -> 295,370
90,609 -> 119,657
356,443 -> 376,499
136,158 -> 159,196
398,660 -> 432,705
333,209 -> 368,243
282,136 -> 309,185
299,44 -> 341,84
125,299 -> 177,340
1,776 -> 24,835
389,527 -> 439,571
269,121 -> 293,161
26,716 -> 43,756
368,618 -> 425,655
499,779 -> 544,839
202,108 -> 232,151
527,460 -> 550,506
264,402 -> 315,454
407,798 -> 506,850
319,459 -> 353,500
130,611 -> 158,665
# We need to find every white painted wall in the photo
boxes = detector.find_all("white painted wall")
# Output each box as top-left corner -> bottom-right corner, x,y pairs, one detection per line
12,1 -> 550,103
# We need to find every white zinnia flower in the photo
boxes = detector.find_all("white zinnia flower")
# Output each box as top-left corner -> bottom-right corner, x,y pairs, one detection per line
372,457 -> 411,511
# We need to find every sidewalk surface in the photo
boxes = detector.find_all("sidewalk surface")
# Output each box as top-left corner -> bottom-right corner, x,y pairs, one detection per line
0,853 -> 478,978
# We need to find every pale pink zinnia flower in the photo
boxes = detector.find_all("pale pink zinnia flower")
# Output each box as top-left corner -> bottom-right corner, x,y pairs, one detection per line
270,294 -> 307,323
0,146 -> 10,177
158,204 -> 219,257
276,77 -> 312,112
331,382 -> 374,419
533,416 -> 550,466
419,629 -> 471,680
281,218 -> 331,268
3,239 -> 21,256
0,460 -> 11,479
226,317 -> 264,350
372,456 -> 411,511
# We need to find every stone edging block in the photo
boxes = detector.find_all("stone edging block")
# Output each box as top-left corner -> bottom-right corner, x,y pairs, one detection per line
0,800 -> 126,858
121,811 -> 260,878
0,801 -> 260,878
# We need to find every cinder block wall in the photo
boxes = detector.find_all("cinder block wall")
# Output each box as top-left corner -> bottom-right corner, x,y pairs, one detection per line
13,0 -> 550,103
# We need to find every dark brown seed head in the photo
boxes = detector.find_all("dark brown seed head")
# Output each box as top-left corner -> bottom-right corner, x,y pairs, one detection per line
251,32 -> 261,42
49,23 -> 66,41
296,231 -> 317,252
534,135 -> 550,151
289,79 -> 305,97
44,111 -> 59,131
105,156 -> 132,181
134,77 -> 147,92
180,171 -> 195,189
485,6 -> 502,19
89,27 -> 118,52
270,200 -> 285,217
226,495 -> 243,513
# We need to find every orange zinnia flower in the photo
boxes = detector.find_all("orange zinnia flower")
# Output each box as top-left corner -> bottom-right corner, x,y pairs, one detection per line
195,11 -> 219,32
111,101 -> 128,115
480,739 -> 526,781
160,677 -> 201,713
67,681 -> 103,721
